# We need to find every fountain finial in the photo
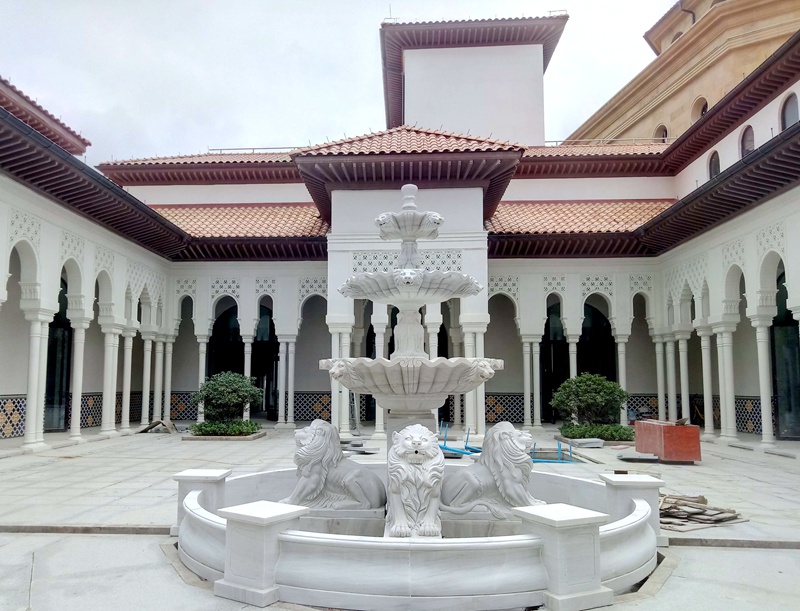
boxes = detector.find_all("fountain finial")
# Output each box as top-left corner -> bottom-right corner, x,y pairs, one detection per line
401,183 -> 418,210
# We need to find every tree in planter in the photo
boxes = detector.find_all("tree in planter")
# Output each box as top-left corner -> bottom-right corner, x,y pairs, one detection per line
551,373 -> 629,426
189,372 -> 264,436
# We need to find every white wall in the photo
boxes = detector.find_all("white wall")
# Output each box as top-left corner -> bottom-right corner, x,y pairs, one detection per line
485,294 -> 522,392
126,183 -> 312,205
404,45 -> 545,145
504,176 -> 676,201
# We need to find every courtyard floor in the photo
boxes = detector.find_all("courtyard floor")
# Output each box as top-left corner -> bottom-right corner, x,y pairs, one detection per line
0,422 -> 799,610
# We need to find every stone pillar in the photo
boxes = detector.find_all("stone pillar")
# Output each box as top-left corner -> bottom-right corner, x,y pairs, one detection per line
567,335 -> 579,379
751,317 -> 776,447
463,330 -> 476,434
372,326 -> 386,440
532,341 -> 543,430
172,468 -> 232,536
275,340 -> 288,428
140,335 -> 154,425
599,473 -> 665,546
339,329 -> 352,437
654,336 -> 666,420
476,330 -> 486,437
35,321 -> 51,444
163,337 -> 174,423
196,335 -> 208,423
22,317 -> 44,450
153,338 -> 164,422
522,340 -> 532,429
513,504 -> 613,611
287,340 -> 296,427
100,327 -> 120,437
214,501 -> 310,607
696,327 -> 716,441
675,332 -> 691,423
616,334 -> 629,426
329,331 -> 340,427
242,335 -> 253,421
720,329 -> 737,441
120,329 -> 136,435
665,336 -> 677,421
110,332 -> 120,431
68,319 -> 90,441
714,330 -> 729,440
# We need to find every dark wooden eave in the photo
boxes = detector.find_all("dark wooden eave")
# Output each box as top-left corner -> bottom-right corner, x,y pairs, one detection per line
172,236 -> 328,262
97,162 -> 301,185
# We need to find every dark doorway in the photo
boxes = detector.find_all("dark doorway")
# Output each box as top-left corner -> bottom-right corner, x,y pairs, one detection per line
772,272 -> 800,439
252,303 -> 279,419
45,278 -> 72,431
208,297 -> 244,376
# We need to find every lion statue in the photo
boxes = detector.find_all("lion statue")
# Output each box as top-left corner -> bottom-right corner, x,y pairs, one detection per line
441,422 -> 544,518
279,420 -> 386,510
386,423 -> 444,537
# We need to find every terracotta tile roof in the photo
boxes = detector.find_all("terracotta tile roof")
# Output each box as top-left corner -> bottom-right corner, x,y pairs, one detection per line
148,203 -> 328,238
292,125 -> 525,157
102,151 -> 293,166
486,200 -> 676,234
0,75 -> 90,154
523,143 -> 669,157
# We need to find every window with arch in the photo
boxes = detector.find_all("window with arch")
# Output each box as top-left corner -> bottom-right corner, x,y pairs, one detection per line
671,31 -> 683,43
781,93 -> 799,131
708,151 -> 720,179
740,125 -> 754,158
653,124 -> 668,143
691,97 -> 709,123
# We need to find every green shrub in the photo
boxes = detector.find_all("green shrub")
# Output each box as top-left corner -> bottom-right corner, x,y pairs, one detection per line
551,373 -> 629,425
189,420 -> 262,437
189,372 -> 263,422
559,423 -> 635,441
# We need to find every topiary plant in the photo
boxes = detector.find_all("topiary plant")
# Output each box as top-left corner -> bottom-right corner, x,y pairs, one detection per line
550,373 -> 629,425
189,371 -> 263,422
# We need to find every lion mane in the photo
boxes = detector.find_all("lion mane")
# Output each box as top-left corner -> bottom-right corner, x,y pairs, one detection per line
280,420 -> 386,510
441,422 -> 544,518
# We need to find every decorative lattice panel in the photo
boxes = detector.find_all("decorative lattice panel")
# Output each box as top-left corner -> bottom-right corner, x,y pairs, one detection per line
721,238 -> 745,271
0,396 -> 26,439
582,274 -> 614,297
95,245 -> 114,275
351,250 -> 463,273
629,274 -> 653,297
9,208 -> 41,250
292,391 -> 332,422
756,220 -> 786,259
543,275 -> 567,296
298,276 -> 327,302
485,394 -> 524,424
211,277 -> 241,301
488,276 -> 519,301
169,392 -> 198,421
60,230 -> 84,265
255,277 -> 277,299
175,278 -> 197,300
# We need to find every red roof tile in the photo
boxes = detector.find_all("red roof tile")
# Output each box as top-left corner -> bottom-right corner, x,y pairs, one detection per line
149,203 -> 328,238
292,125 -> 525,157
102,151 -> 293,166
486,200 -> 675,234
523,143 -> 669,157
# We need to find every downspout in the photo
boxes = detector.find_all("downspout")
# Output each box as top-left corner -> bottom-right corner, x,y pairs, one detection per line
679,1 -> 696,25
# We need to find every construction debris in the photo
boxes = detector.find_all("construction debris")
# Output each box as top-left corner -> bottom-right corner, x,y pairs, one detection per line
659,494 -> 747,531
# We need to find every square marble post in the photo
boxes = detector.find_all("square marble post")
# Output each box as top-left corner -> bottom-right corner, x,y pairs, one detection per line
599,473 -> 665,546
214,501 -> 309,607
172,468 -> 231,536
513,503 -> 613,611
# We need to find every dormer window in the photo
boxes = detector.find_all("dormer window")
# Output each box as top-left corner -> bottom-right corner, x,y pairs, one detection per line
654,125 -> 668,143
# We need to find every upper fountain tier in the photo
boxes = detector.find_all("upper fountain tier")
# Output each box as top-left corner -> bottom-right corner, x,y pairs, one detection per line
338,184 -> 483,309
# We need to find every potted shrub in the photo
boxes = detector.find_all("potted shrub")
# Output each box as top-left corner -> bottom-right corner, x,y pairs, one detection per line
551,373 -> 632,441
188,372 -> 264,437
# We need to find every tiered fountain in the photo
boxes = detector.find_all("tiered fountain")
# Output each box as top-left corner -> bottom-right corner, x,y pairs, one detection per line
174,185 -> 662,611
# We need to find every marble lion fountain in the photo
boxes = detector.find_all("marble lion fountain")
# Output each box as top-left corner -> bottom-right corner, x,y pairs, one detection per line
173,185 -> 663,610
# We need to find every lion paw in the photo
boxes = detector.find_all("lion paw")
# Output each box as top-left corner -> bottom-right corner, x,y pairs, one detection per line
417,523 -> 441,537
390,523 -> 412,537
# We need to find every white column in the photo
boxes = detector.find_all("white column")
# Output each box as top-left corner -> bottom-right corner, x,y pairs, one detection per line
330,331 -> 340,427
68,320 -> 90,441
532,341 -> 543,430
567,335 -> 579,379
140,335 -> 153,425
522,340 -> 532,429
616,334 -> 629,426
120,329 -> 136,435
100,328 -> 119,436
242,336 -> 253,421
110,332 -> 120,432
715,330 -> 728,440
654,337 -> 666,420
751,318 -> 776,447
276,340 -> 288,427
22,318 -> 43,450
696,327 -> 716,441
35,321 -> 51,444
717,327 -> 738,441
339,330 -> 352,437
196,335 -> 207,423
476,330 -> 486,436
675,332 -> 691,423
287,341 -> 296,427
163,338 -> 174,423
372,326 -> 385,439
463,330 -> 476,434
153,339 -> 164,422
665,336 -> 677,422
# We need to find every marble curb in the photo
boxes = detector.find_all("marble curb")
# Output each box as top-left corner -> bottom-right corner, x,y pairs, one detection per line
554,434 -> 636,447
0,524 -> 170,535
181,431 -> 267,441
668,538 -> 800,549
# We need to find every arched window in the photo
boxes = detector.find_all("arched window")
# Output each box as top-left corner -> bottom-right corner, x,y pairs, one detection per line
654,124 -> 668,143
692,97 -> 709,123
740,126 -> 754,158
708,151 -> 720,179
781,93 -> 799,131
671,31 -> 683,43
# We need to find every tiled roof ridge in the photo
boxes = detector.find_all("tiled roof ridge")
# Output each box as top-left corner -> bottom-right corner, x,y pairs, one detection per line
149,201 -> 316,209
0,74 -> 91,146
500,197 -> 676,205
291,124 -> 525,156
382,15 -> 569,28
99,151 -> 294,166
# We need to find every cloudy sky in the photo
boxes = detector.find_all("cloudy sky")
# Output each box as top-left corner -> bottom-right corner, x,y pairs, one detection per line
1,0 -> 675,167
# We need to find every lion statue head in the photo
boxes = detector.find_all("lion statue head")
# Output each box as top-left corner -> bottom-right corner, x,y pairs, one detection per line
476,422 -> 538,507
294,419 -> 343,473
390,423 -> 441,466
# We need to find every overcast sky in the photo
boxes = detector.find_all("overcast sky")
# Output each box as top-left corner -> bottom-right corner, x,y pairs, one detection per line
0,0 -> 675,167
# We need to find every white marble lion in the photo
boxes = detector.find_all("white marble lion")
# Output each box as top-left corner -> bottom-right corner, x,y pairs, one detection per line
280,420 -> 386,510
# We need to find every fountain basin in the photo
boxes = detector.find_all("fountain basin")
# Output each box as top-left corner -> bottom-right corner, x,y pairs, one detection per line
339,269 -> 482,308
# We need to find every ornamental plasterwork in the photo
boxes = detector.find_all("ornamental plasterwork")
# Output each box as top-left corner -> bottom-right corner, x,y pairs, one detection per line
9,208 -> 41,250
755,220 -> 786,259
210,277 -> 241,301
664,253 -> 708,303
581,274 -> 613,297
542,275 -> 567,295
628,274 -> 653,296
298,276 -> 327,302
95,245 -> 114,276
488,275 -> 519,300
352,249 -> 463,273
721,238 -> 745,271
255,276 -> 277,298
126,260 -> 147,300
175,278 -> 197,299
60,230 -> 84,265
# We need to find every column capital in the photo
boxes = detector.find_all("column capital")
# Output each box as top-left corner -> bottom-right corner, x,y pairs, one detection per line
566,334 -> 581,344
613,333 -> 630,343
520,334 -> 542,344
710,321 -> 737,334
140,331 -> 157,342
100,324 -> 124,336
460,322 -> 487,334
326,323 -> 353,334
673,331 -> 691,341
196,333 -> 209,343
277,334 -> 298,343
69,316 -> 92,330
694,325 -> 713,337
749,314 -> 774,328
23,307 -> 56,323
